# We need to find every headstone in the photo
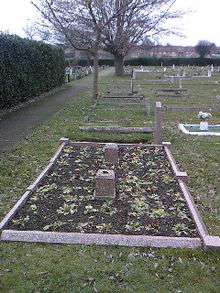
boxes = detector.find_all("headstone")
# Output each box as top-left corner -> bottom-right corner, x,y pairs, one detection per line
95,169 -> 116,198
104,143 -> 119,165
179,78 -> 182,89
130,77 -> 134,94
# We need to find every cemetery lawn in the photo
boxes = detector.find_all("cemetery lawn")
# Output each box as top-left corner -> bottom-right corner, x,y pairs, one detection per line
0,68 -> 220,292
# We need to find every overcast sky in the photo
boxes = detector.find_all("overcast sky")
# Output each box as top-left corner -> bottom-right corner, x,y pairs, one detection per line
0,0 -> 220,46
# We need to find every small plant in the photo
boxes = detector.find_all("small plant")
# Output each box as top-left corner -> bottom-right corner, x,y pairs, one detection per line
63,194 -> 78,203
131,197 -> 149,216
63,186 -> 72,194
100,201 -> 117,216
172,223 -> 189,236
38,183 -> 57,194
125,221 -> 143,232
77,222 -> 90,232
161,174 -> 174,184
177,210 -> 191,221
96,223 -> 112,232
30,204 -> 38,213
57,158 -> 69,166
63,146 -> 74,154
57,203 -> 78,215
43,221 -> 66,231
150,208 -> 167,219
12,216 -> 30,227
84,205 -> 98,214
30,195 -> 38,202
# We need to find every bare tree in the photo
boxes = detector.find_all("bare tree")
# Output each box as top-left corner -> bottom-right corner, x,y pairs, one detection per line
101,0 -> 183,75
23,23 -> 37,40
32,0 -> 120,100
195,40 -> 216,58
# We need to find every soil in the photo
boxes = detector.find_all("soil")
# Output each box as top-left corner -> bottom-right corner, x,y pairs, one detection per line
6,142 -> 198,237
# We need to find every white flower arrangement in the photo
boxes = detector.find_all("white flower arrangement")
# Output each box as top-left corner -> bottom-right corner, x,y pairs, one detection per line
197,111 -> 212,121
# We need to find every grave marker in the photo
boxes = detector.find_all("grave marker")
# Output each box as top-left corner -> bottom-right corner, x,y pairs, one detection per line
95,169 -> 116,198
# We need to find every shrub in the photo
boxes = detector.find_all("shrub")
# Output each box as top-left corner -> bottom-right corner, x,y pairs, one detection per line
124,57 -> 220,67
0,33 -> 65,109
74,57 -> 220,68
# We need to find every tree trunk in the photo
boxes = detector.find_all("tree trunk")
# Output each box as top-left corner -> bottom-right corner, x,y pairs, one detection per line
114,54 -> 125,76
92,52 -> 99,101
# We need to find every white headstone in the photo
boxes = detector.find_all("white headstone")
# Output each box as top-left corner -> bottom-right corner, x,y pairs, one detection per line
179,78 -> 182,89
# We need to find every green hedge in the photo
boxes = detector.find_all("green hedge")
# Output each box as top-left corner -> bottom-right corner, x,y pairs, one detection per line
124,57 -> 220,66
0,33 -> 65,109
75,57 -> 220,67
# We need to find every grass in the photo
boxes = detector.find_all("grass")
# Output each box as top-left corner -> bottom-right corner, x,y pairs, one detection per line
0,68 -> 220,292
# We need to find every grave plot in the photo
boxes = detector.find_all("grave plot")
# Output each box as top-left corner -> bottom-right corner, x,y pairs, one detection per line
99,78 -> 141,97
155,87 -> 190,99
133,69 -> 165,81
179,124 -> 220,136
155,88 -> 188,94
95,96 -> 149,114
80,80 -> 152,137
2,139 -> 219,249
80,96 -> 153,141
94,80 -> 149,114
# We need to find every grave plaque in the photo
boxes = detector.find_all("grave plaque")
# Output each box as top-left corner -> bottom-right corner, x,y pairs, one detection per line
104,143 -> 119,165
95,169 -> 116,198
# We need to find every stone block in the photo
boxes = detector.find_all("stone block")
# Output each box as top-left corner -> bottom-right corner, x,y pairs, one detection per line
95,169 -> 116,198
104,143 -> 119,165
162,141 -> 171,149
204,236 -> 220,250
176,171 -> 188,182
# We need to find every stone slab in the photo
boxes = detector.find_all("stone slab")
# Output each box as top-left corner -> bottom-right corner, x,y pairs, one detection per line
164,145 -> 180,175
79,127 -> 154,134
1,230 -> 202,249
164,143 -> 209,241
71,141 -> 163,148
204,236 -> 220,250
178,179 -> 208,240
